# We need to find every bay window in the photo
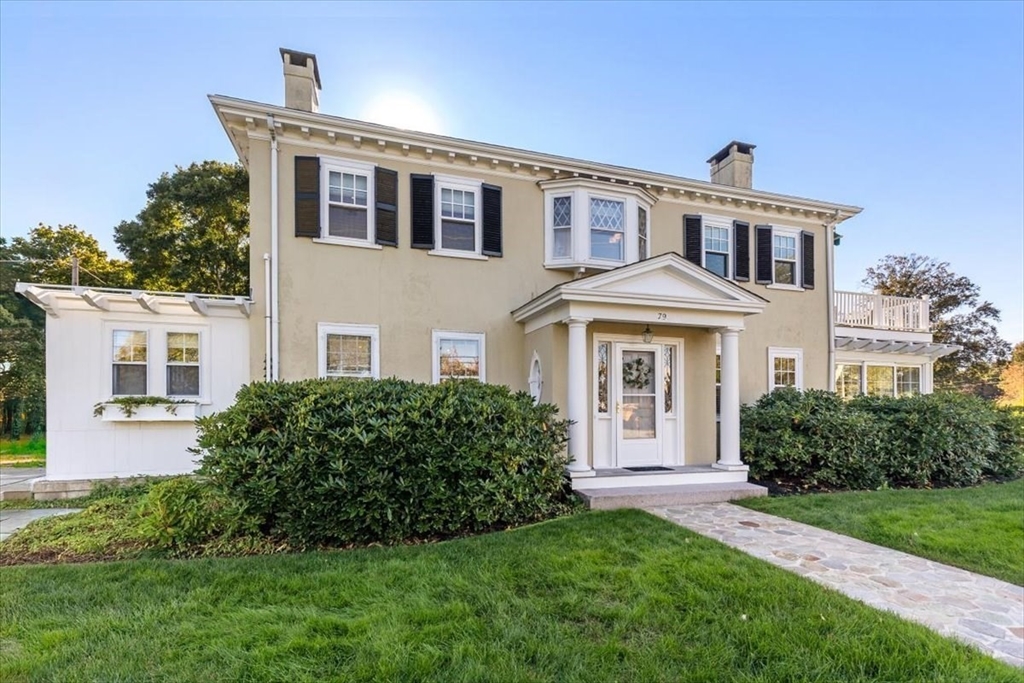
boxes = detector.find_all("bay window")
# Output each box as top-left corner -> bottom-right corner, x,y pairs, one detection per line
542,180 -> 654,270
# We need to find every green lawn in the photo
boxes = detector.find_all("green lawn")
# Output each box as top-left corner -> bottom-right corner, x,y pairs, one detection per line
738,479 -> 1024,585
0,436 -> 45,468
1,510 -> 1016,682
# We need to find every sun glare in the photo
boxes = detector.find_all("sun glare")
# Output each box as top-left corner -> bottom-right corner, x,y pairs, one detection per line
361,92 -> 444,134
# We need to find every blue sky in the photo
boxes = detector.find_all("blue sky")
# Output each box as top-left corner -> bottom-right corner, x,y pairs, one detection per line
2,0 -> 1022,341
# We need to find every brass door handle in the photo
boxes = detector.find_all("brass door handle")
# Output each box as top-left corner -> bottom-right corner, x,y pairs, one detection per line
615,401 -> 621,414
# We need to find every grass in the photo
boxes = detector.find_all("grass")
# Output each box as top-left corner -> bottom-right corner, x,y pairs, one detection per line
1,510 -> 1017,682
0,436 -> 45,468
737,478 -> 1024,585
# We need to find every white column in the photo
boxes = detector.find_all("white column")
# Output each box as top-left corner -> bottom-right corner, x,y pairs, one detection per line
715,327 -> 747,471
566,317 -> 592,473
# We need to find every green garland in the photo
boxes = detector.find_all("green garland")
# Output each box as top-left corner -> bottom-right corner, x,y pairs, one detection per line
93,396 -> 196,418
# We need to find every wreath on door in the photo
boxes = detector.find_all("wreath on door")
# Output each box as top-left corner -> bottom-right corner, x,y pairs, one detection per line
622,356 -> 653,389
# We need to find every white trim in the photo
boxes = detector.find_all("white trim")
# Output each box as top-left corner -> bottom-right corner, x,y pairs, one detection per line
319,156 -> 376,246
165,330 -> 203,399
432,330 -> 486,383
104,323 -> 213,404
433,174 -> 483,257
312,238 -> 383,250
317,322 -> 380,379
427,249 -> 488,261
767,346 -> 804,391
110,328 -> 149,397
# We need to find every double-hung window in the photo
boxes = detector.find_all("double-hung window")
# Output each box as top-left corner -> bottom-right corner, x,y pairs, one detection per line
166,332 -> 200,397
552,195 -> 573,259
433,330 -> 485,382
112,330 -> 148,396
318,323 -> 380,379
896,366 -> 921,395
773,231 -> 798,285
321,158 -> 376,245
432,175 -> 482,256
835,363 -> 863,398
767,347 -> 804,391
637,206 -> 649,261
704,222 -> 731,278
589,197 -> 625,261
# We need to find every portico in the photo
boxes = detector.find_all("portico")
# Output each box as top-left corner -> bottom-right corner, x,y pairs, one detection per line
513,253 -> 768,490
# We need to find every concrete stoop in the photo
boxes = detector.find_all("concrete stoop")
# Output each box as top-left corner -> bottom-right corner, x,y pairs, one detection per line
577,482 -> 767,510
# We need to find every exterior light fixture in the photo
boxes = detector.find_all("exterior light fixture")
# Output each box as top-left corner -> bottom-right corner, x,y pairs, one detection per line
641,325 -> 654,344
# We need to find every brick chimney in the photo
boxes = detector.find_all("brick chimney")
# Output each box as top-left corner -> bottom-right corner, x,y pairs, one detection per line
280,48 -> 321,112
707,141 -> 755,189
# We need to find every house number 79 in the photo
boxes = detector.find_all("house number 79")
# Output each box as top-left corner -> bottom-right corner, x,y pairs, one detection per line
656,313 -> 667,320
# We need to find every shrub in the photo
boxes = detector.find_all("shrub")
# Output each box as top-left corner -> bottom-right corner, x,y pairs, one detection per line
195,378 -> 571,547
741,389 -> 886,490
742,389 -> 1023,491
136,476 -> 253,550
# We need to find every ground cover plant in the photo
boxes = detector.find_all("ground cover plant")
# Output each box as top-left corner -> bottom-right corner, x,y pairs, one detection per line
0,435 -> 45,467
737,478 -> 1024,585
1,509 -> 1017,682
741,389 -> 1024,491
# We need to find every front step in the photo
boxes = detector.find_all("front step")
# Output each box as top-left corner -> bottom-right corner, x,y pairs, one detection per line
577,482 -> 767,510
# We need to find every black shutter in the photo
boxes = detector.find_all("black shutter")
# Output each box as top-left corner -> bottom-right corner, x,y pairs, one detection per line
374,168 -> 398,247
481,184 -> 503,257
294,156 -> 320,238
801,231 -> 815,289
755,225 -> 773,284
733,221 -> 750,281
683,214 -> 702,265
410,174 -> 434,249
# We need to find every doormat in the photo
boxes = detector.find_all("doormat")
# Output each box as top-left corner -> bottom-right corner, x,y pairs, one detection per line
623,466 -> 673,472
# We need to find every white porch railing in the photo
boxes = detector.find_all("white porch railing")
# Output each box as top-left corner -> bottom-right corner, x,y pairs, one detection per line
834,290 -> 930,332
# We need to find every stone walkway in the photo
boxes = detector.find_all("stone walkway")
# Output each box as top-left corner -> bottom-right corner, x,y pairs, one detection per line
651,503 -> 1024,668
0,508 -> 81,542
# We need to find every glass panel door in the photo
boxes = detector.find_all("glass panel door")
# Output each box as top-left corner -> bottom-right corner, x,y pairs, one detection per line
621,350 -> 656,439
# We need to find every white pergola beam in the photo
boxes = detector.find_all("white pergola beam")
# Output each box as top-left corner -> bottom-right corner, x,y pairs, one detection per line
185,294 -> 209,316
79,289 -> 110,311
132,291 -> 161,314
234,297 -> 251,318
18,285 -> 59,318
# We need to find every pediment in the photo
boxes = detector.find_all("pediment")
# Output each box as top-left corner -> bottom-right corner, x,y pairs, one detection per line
564,253 -> 767,306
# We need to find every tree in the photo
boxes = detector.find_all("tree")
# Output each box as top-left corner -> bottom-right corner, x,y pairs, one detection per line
115,161 -> 249,296
863,254 -> 1011,394
998,342 -> 1024,407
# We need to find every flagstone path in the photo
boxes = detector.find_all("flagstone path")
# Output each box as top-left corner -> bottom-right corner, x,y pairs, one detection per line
651,503 -> 1024,668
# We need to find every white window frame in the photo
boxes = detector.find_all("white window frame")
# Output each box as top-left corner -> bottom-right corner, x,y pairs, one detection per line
429,174 -> 485,260
543,183 -> 652,270
587,193 -> 627,264
111,329 -> 149,397
701,214 -> 732,280
315,156 -> 379,250
767,346 -> 804,391
528,351 -> 543,404
317,323 -> 380,379
768,225 -> 802,290
432,330 -> 486,383
165,330 -> 202,398
637,204 -> 649,262
549,193 -> 575,262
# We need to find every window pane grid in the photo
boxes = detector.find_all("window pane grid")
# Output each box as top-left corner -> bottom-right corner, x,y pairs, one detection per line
438,338 -> 481,380
836,363 -> 863,398
867,365 -> 895,397
112,330 -> 147,396
441,188 -> 475,221
896,366 -> 921,396
553,196 -> 572,228
326,334 -> 373,377
704,226 -> 729,253
773,235 -> 797,260
329,171 -> 368,207
773,356 -> 797,388
589,198 -> 624,230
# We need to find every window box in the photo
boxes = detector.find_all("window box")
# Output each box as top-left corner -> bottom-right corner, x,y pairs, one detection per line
96,402 -> 198,422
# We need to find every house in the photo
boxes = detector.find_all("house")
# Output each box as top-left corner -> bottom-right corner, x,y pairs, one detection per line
17,47 -> 958,500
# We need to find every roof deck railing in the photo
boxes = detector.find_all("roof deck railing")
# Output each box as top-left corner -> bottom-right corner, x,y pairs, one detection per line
834,290 -> 930,333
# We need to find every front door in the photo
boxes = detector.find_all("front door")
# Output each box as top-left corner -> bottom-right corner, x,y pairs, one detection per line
614,344 -> 663,467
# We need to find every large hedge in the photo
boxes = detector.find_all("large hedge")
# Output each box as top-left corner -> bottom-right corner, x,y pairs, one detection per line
741,389 -> 1024,491
195,378 -> 572,547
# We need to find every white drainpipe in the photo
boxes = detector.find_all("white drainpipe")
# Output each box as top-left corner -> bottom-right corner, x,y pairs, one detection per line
267,114 -> 280,381
263,253 -> 272,381
825,211 -> 839,391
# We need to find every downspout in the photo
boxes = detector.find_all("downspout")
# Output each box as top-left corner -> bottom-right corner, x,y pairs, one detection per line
263,253 -> 272,382
267,114 -> 280,381
825,210 -> 839,391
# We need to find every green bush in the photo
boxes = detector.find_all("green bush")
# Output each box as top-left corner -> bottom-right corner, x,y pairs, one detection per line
741,389 -> 1024,491
136,476 -> 252,550
194,378 -> 572,547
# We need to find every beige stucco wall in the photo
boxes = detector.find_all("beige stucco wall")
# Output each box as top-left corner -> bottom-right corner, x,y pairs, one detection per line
244,133 -> 835,464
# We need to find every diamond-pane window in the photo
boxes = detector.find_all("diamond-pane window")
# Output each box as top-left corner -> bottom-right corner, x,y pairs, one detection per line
553,196 -> 572,227
590,198 -> 624,230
